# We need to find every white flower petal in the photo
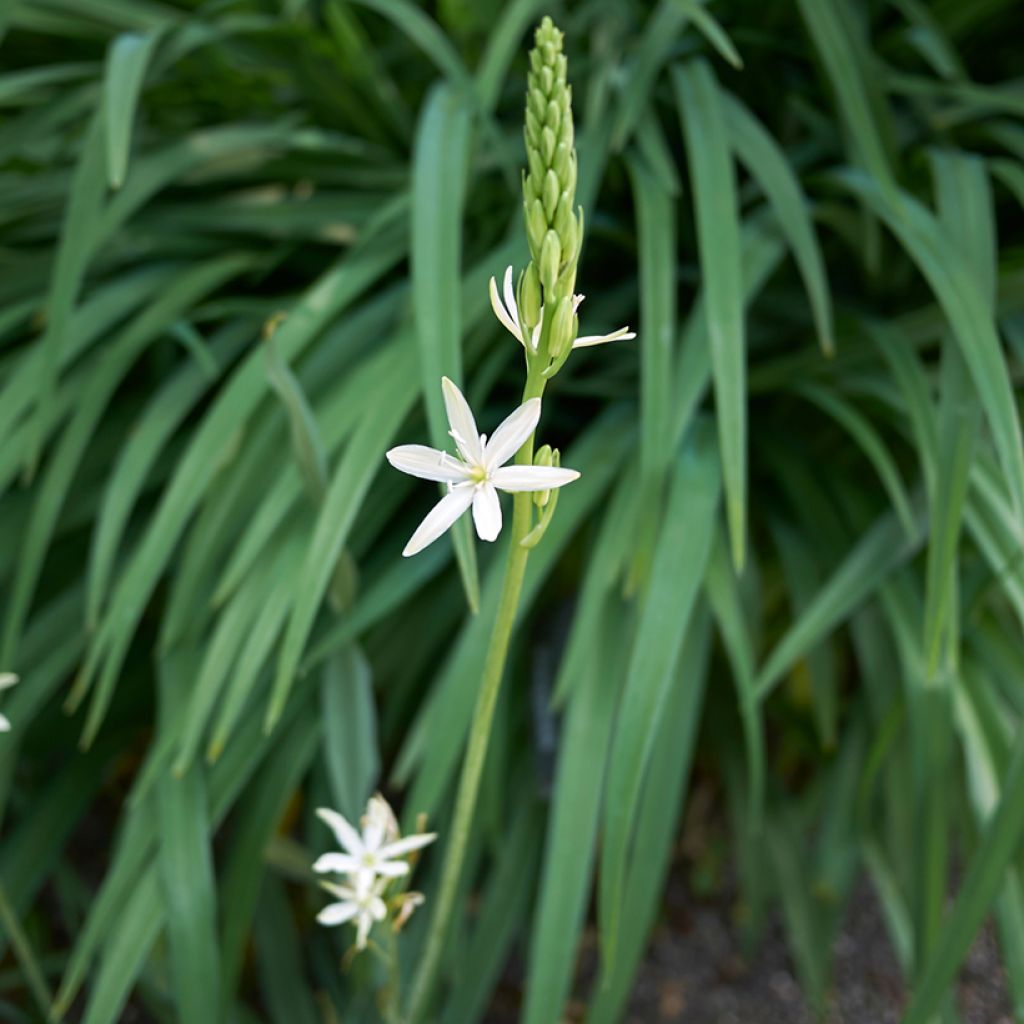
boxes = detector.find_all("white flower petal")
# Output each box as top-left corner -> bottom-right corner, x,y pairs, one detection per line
529,320 -> 542,351
386,445 -> 468,483
472,483 -> 502,542
489,273 -> 523,343
362,793 -> 400,851
402,483 -> 475,557
441,377 -> 484,464
491,465 -> 581,492
0,673 -> 18,691
572,326 -> 637,348
321,881 -> 358,900
482,397 -> 541,470
313,852 -> 362,875
378,832 -> 438,859
375,860 -> 411,878
369,896 -> 388,921
0,714 -> 9,732
502,267 -> 518,323
317,901 -> 359,926
355,910 -> 374,949
316,807 -> 364,856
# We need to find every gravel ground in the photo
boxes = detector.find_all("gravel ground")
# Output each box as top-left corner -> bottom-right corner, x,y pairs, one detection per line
488,874 -> 1013,1023
613,876 -> 1012,1024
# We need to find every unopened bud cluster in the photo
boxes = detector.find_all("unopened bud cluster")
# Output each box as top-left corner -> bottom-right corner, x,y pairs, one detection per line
519,16 -> 583,365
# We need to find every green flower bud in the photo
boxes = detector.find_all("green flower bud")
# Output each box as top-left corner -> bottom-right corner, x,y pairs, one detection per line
562,206 -> 578,261
533,444 -> 554,507
528,88 -> 546,124
526,109 -> 541,145
547,295 -> 575,360
539,230 -> 561,292
541,125 -> 556,165
546,99 -> 561,135
532,446 -> 560,508
565,151 -> 577,196
526,198 -> 547,255
518,262 -> 542,329
542,169 -> 560,221
527,148 -> 545,191
554,192 -> 573,237
553,142 -> 571,184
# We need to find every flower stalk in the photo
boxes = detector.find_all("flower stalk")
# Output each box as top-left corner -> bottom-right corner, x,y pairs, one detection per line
405,367 -> 546,1023
400,18 -> 635,1020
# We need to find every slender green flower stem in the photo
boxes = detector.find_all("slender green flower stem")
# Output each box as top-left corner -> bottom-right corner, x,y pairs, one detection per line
385,927 -> 402,1024
405,370 -> 546,1022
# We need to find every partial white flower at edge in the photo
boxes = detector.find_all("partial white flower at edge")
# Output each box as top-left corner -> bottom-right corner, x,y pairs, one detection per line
0,673 -> 18,733
313,797 -> 437,891
488,265 -> 637,351
386,377 -> 580,557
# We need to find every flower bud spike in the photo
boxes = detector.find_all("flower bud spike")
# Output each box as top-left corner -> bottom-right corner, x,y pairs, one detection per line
523,14 -> 578,312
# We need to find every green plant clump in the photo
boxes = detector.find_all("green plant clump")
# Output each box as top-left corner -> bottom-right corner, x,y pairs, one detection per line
1,1 -> 1023,1022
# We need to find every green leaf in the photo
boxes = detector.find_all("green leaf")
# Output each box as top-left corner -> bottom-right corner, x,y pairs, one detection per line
611,0 -> 690,151
673,60 -> 747,568
922,150 -> 991,674
756,501 -> 926,700
320,645 -> 379,822
103,31 -> 159,189
4,254 -> 252,673
599,421 -> 721,968
586,603 -> 713,1022
75,233 -> 404,739
705,531 -> 765,831
266,337 -> 417,731
724,95 -> 834,355
157,765 -> 220,1023
411,83 -> 479,614
253,877 -> 320,1024
794,0 -> 895,191
669,0 -> 743,69
903,724 -> 1024,1024
839,170 -> 1024,533
522,604 -> 629,1024
793,381 -> 915,537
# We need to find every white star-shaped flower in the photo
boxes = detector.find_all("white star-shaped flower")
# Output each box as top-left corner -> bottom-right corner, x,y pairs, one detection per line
317,877 -> 388,949
0,673 -> 18,733
386,377 -> 580,557
313,798 -> 437,890
488,265 -> 636,351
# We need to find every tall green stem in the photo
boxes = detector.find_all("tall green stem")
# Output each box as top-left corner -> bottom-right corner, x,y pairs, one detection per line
405,371 -> 545,1022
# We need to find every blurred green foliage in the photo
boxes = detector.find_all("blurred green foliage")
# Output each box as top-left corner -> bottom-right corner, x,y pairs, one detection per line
1,0 -> 1024,1021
